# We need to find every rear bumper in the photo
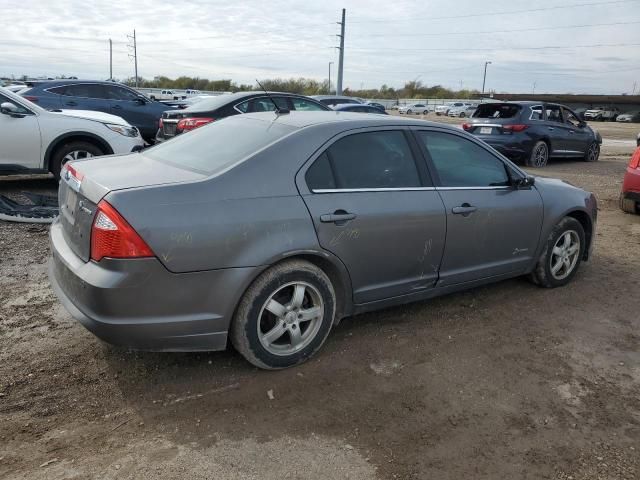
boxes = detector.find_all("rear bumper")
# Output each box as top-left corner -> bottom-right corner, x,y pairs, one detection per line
478,136 -> 531,161
48,219 -> 256,352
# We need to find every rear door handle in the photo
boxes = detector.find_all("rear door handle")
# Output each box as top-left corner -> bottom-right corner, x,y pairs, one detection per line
65,101 -> 78,106
452,205 -> 477,216
320,212 -> 356,224
112,104 -> 122,110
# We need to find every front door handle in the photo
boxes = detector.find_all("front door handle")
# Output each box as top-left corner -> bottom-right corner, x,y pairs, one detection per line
112,104 -> 122,110
548,127 -> 555,131
452,204 -> 477,216
320,211 -> 356,224
65,101 -> 78,106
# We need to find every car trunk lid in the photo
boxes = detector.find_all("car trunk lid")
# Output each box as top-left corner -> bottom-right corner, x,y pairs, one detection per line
58,153 -> 206,262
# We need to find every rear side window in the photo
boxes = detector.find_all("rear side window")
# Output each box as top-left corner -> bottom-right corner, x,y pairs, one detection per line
51,84 -> 107,99
306,131 -> 421,190
529,105 -> 543,120
418,131 -> 510,188
144,117 -> 296,175
291,98 -> 326,111
473,103 -> 521,119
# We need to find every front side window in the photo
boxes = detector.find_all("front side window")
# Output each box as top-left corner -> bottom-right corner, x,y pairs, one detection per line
563,108 -> 581,127
291,98 -> 326,111
306,130 -> 421,190
418,131 -> 510,188
546,105 -> 563,123
106,85 -> 141,101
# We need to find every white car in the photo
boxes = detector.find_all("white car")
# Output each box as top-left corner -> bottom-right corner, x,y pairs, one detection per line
398,103 -> 429,115
435,102 -> 471,116
448,104 -> 477,118
0,87 -> 144,179
184,89 -> 202,97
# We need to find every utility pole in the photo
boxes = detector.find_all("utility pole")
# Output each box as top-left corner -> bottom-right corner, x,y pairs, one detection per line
328,61 -> 334,94
108,39 -> 113,80
532,81 -> 537,95
336,9 -> 345,95
127,29 -> 138,87
633,81 -> 637,95
482,61 -> 491,95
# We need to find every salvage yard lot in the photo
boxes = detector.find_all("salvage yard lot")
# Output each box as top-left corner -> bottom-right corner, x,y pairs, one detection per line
0,119 -> 638,479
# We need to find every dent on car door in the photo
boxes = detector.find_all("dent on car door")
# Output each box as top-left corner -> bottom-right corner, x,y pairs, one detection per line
298,129 -> 447,304
0,94 -> 42,169
415,129 -> 543,286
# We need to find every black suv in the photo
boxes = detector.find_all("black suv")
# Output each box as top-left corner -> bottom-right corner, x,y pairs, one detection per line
157,92 -> 330,142
463,102 -> 602,167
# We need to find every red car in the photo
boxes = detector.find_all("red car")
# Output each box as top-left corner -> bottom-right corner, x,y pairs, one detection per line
620,147 -> 640,214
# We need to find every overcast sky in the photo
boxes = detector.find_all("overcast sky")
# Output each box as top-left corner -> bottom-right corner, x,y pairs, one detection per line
1,0 -> 639,94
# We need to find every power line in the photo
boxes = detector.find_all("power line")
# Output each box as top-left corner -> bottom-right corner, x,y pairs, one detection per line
348,42 -> 640,53
352,20 -> 640,38
348,0 -> 640,23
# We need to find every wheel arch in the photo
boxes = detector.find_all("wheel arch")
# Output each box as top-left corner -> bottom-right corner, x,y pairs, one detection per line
44,132 -> 114,172
565,209 -> 593,260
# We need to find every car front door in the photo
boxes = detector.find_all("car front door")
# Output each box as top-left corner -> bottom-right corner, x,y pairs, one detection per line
562,107 -> 590,155
544,103 -> 572,155
0,93 -> 42,169
415,129 -> 543,286
55,83 -> 111,113
298,128 -> 447,304
106,85 -> 154,134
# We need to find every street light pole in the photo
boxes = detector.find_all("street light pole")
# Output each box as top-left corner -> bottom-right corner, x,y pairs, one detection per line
482,61 -> 492,95
328,61 -> 334,94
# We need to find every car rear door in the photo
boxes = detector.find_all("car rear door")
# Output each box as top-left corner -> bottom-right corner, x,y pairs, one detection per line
297,128 -> 447,304
415,128 -> 543,286
56,83 -> 111,113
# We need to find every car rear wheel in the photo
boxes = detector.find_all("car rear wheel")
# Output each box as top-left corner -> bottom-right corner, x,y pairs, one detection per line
529,217 -> 585,288
230,260 -> 336,369
584,142 -> 600,162
527,141 -> 549,168
423,110 -> 428,115
50,141 -> 105,180
407,109 -> 413,114
459,112 -> 466,118
620,193 -> 638,214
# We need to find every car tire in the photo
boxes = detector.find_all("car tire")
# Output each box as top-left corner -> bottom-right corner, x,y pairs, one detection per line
620,193 -> 637,214
529,217 -> 585,288
527,140 -> 549,168
459,113 -> 465,118
407,109 -> 412,114
584,142 -> 600,162
50,141 -> 105,180
423,110 -> 428,115
230,260 -> 336,370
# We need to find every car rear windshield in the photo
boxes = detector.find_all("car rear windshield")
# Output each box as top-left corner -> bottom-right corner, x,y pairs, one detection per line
473,103 -> 521,119
143,116 -> 296,175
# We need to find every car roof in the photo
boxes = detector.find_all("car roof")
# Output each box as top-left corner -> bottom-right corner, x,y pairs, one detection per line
311,95 -> 361,100
236,111 -> 459,130
184,91 -> 325,112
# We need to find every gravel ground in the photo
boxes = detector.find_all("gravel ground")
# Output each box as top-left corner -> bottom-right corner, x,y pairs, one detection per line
0,119 -> 638,479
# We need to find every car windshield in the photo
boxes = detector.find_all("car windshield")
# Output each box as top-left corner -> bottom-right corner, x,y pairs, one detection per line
144,116 -> 296,175
473,103 -> 521,119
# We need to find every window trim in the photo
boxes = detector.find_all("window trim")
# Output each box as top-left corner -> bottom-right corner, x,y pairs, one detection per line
411,127 -> 524,189
299,126 -> 432,194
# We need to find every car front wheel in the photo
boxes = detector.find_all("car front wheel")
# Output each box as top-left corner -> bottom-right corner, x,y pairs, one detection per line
230,260 -> 336,369
50,141 -> 105,180
584,142 -> 600,162
529,217 -> 585,288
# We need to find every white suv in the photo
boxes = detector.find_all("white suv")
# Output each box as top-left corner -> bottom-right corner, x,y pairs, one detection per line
435,102 -> 470,116
0,88 -> 144,179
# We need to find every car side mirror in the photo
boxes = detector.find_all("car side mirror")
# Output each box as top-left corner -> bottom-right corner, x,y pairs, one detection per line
135,97 -> 147,105
514,175 -> 535,189
0,102 -> 25,118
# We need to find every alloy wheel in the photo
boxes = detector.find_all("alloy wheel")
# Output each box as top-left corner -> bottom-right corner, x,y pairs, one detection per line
257,282 -> 324,356
534,143 -> 548,167
587,143 -> 599,162
62,150 -> 94,165
549,230 -> 580,280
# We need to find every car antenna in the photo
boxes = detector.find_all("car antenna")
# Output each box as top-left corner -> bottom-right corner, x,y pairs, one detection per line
255,79 -> 289,115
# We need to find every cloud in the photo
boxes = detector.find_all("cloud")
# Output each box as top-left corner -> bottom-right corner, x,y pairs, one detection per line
0,0 -> 638,94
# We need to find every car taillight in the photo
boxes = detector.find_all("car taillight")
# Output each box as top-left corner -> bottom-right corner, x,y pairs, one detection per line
176,117 -> 214,132
502,124 -> 529,132
24,95 -> 39,103
158,118 -> 163,129
462,123 -> 473,131
629,147 -> 640,169
90,200 -> 154,262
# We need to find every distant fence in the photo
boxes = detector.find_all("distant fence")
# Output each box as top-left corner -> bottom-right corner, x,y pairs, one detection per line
366,98 -> 499,109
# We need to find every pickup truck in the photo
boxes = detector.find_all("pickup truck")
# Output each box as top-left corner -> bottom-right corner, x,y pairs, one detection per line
148,90 -> 185,101
584,106 -> 620,122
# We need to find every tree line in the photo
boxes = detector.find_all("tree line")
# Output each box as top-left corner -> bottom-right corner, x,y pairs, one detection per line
121,76 -> 479,100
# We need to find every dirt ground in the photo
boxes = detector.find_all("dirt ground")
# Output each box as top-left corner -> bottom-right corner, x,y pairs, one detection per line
1,119 -> 638,480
